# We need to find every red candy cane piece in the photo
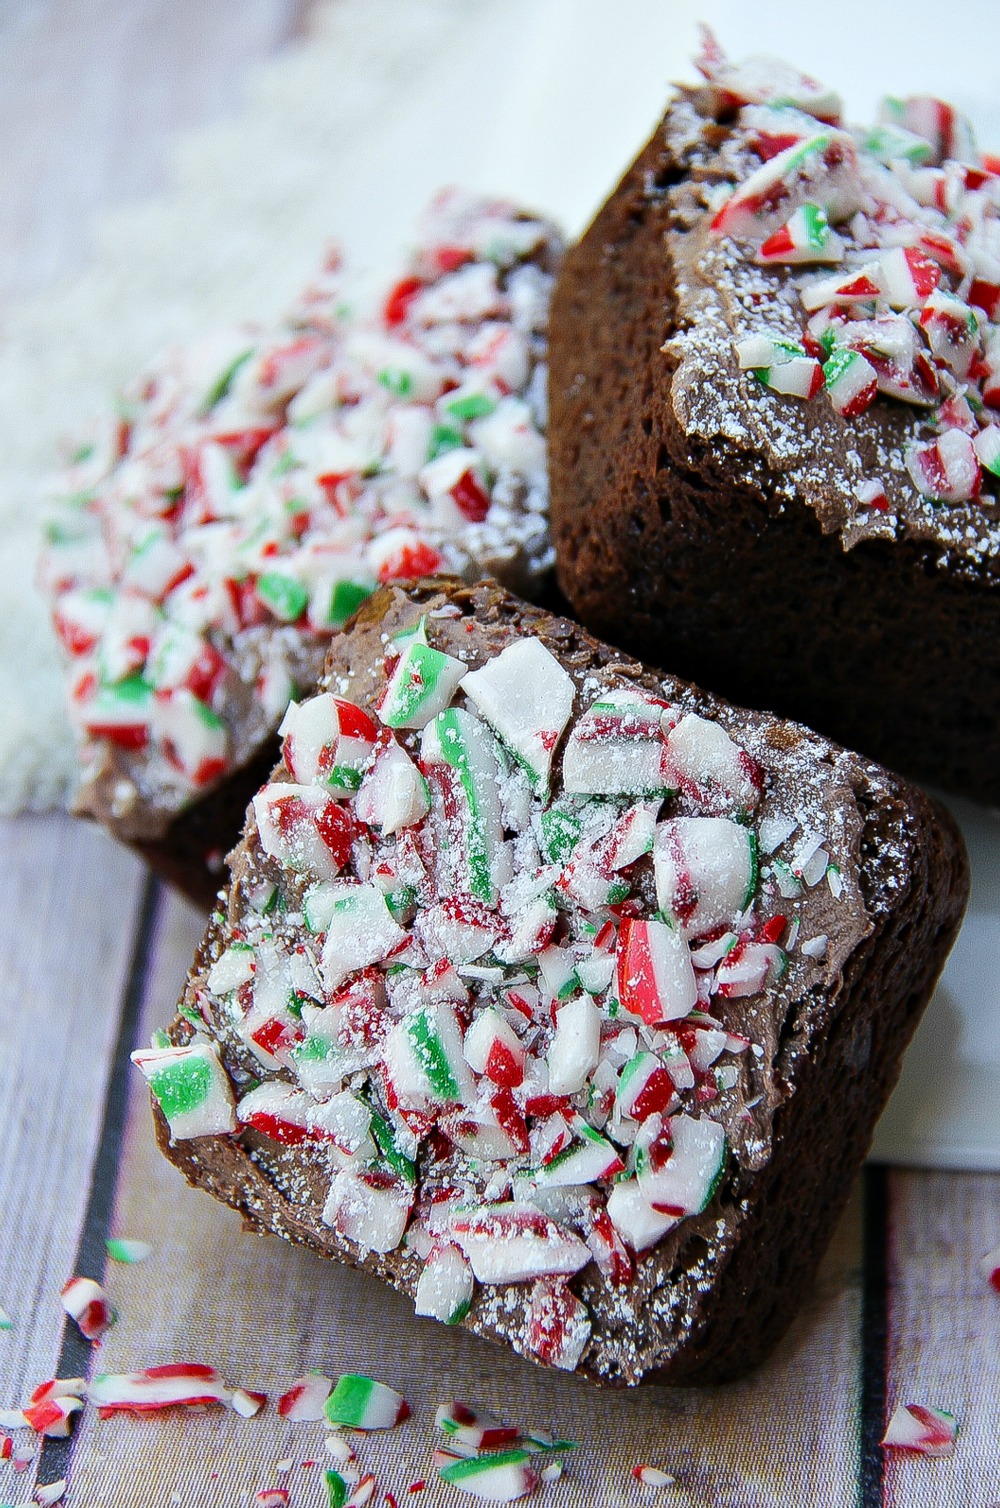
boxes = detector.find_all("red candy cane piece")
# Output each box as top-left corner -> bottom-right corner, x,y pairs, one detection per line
60,1277 -> 115,1341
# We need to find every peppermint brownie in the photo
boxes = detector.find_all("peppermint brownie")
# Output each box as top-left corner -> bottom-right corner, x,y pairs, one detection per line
40,192 -> 562,905
549,36 -> 1000,805
133,578 -> 966,1386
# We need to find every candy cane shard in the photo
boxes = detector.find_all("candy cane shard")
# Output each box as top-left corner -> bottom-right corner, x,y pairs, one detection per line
460,639 -> 575,799
450,1203 -> 591,1285
105,1238 -> 152,1264
632,1464 -> 677,1490
0,1306 -> 11,1330
562,690 -> 673,796
34,1479 -> 67,1506
23,1394 -> 83,1438
756,203 -> 844,265
415,1246 -> 475,1325
324,1374 -> 410,1430
320,884 -> 407,992
60,1276 -> 116,1341
88,1364 -> 234,1413
277,1372 -> 334,1422
525,1279 -> 591,1371
653,816 -> 756,939
711,130 -> 864,241
379,630 -> 467,731
881,1402 -> 958,1457
435,1401 -> 521,1451
421,708 -> 507,904
437,1449 -> 540,1502
131,1042 -> 236,1140
616,918 -> 698,1025
231,1387 -> 268,1417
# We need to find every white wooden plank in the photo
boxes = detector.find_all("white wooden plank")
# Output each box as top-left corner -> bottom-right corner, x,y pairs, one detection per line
0,814 -> 144,1403
0,0 -> 307,312
884,1169 -> 1000,1506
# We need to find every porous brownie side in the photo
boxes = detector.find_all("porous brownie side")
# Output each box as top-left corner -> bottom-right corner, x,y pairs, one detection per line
149,579 -> 967,1386
548,116 -> 1000,806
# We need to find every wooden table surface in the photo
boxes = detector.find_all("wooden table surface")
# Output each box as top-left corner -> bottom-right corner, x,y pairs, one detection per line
1,5 -> 998,1505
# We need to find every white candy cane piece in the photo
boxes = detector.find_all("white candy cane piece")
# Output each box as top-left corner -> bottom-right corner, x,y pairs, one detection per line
319,883 -> 407,992
131,1042 -> 236,1140
463,1006 -> 525,1086
379,635 -> 466,731
799,261 -> 884,312
277,1372 -> 333,1421
237,1082 -> 371,1156
415,896 -> 500,966
632,1464 -> 676,1490
355,738 -> 429,834
460,639 -> 575,798
60,1277 -> 115,1341
279,694 -> 377,792
881,1402 -> 958,1457
974,425 -> 1000,478
525,1279 -> 591,1371
450,1204 -> 591,1284
383,1000 -> 474,1109
664,714 -> 761,814
23,1393 -> 83,1438
231,1387 -> 267,1417
206,942 -> 255,994
919,288 -> 980,378
322,1168 -> 413,1254
823,347 -> 878,418
546,994 -> 601,1094
421,708 -> 506,904
415,1247 -> 475,1326
878,246 -> 940,309
756,203 -> 844,265
711,130 -> 863,241
906,429 -> 982,503
438,1449 -> 539,1502
531,1124 -> 624,1188
155,688 -> 227,787
88,1365 -> 233,1412
434,1401 -> 519,1451
715,940 -> 786,997
615,1052 -> 676,1121
637,1114 -> 726,1217
440,1103 -> 521,1163
562,689 -> 672,797
253,783 -> 356,881
654,816 -> 756,940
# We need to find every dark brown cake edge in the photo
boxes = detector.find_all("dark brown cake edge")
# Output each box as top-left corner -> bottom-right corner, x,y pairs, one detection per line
547,107 -> 1000,807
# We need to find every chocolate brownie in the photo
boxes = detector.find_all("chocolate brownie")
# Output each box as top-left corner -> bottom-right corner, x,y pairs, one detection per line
132,577 -> 966,1386
40,192 -> 563,907
549,39 -> 1000,806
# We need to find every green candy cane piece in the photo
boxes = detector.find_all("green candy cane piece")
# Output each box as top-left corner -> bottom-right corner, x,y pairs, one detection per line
380,637 -> 465,730
145,1056 -> 213,1120
256,572 -> 308,622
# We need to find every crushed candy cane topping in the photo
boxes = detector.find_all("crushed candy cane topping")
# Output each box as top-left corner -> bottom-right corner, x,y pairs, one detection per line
41,191 -> 562,833
147,590 -> 855,1378
881,1402 -> 958,1457
669,32 -> 1000,544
